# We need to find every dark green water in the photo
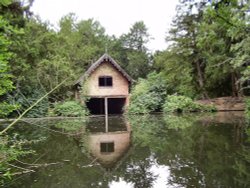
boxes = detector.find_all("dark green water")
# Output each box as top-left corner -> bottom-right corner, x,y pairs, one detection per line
1,112 -> 250,188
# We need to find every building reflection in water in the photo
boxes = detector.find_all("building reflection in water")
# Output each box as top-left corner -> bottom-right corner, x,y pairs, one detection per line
80,116 -> 132,170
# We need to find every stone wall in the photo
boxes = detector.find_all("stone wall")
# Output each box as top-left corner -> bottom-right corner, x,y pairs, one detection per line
197,97 -> 245,111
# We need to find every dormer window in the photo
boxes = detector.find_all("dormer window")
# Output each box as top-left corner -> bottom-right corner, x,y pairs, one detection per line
99,76 -> 112,87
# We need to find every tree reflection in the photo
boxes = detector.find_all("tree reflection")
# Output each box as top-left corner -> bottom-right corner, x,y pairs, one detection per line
233,125 -> 250,187
128,113 -> 250,188
125,160 -> 157,187
4,114 -> 249,188
120,149 -> 157,188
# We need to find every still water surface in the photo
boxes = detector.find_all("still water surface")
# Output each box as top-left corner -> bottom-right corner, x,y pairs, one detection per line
1,112 -> 250,188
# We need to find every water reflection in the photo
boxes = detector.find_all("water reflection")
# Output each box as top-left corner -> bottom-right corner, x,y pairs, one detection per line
1,112 -> 249,188
130,113 -> 250,188
80,116 -> 131,170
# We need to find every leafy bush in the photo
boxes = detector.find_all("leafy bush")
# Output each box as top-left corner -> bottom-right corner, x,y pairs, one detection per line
164,95 -> 216,113
128,93 -> 161,114
53,101 -> 88,117
127,72 -> 167,114
0,102 -> 19,118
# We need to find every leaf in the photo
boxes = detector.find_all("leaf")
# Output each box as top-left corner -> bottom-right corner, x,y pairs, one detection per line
0,0 -> 11,6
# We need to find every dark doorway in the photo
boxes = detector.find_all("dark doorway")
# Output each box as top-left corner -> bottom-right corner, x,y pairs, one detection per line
86,97 -> 126,115
108,98 -> 126,114
86,98 -> 105,115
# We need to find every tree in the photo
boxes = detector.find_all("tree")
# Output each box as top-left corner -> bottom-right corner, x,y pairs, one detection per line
196,0 -> 249,97
0,1 -> 19,117
154,49 -> 196,98
122,21 -> 150,52
156,0 -> 250,98
168,0 -> 210,98
58,15 -> 108,72
0,0 -> 33,27
36,55 -> 74,101
120,21 -> 152,79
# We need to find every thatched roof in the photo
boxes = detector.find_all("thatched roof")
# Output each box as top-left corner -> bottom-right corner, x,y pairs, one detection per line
74,53 -> 133,85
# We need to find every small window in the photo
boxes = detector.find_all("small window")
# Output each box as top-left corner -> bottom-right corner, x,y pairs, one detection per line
100,142 -> 114,153
99,76 -> 112,87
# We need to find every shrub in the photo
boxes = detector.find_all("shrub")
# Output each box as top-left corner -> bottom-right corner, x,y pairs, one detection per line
54,101 -> 88,117
163,95 -> 216,113
127,72 -> 167,114
0,102 -> 19,118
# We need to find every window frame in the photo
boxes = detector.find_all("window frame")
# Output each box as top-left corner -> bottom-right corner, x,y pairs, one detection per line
98,76 -> 113,87
100,142 -> 114,153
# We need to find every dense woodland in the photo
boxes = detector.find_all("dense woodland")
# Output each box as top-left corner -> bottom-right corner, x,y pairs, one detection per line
1,0 -> 250,118
1,0 -> 250,184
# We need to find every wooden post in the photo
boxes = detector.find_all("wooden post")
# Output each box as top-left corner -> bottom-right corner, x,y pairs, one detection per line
105,97 -> 108,132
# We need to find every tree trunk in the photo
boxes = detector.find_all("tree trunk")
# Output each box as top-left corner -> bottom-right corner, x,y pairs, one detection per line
231,72 -> 243,97
231,72 -> 237,97
195,61 -> 209,99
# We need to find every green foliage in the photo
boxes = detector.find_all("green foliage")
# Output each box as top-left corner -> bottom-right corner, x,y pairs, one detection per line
119,21 -> 152,79
12,88 -> 49,118
1,4 -> 154,117
36,55 -> 75,100
154,50 -> 196,98
54,119 -> 87,132
155,0 -> 250,98
0,16 -> 19,118
126,51 -> 150,79
0,17 -> 13,91
163,114 -> 198,130
58,15 -> 107,71
128,72 -> 167,114
0,55 -> 13,96
0,135 -> 34,182
0,0 -> 11,6
0,102 -> 19,118
127,93 -> 155,114
245,98 -> 250,120
53,101 -> 88,117
7,13 -> 110,103
163,95 -> 216,113
122,21 -> 150,52
2,0 -> 250,120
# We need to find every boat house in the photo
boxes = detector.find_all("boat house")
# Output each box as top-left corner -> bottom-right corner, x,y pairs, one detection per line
74,54 -> 133,115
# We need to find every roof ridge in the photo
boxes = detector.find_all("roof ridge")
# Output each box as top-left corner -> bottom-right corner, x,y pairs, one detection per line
74,54 -> 133,85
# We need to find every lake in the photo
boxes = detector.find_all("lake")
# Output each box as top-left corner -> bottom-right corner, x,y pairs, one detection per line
1,112 -> 250,188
